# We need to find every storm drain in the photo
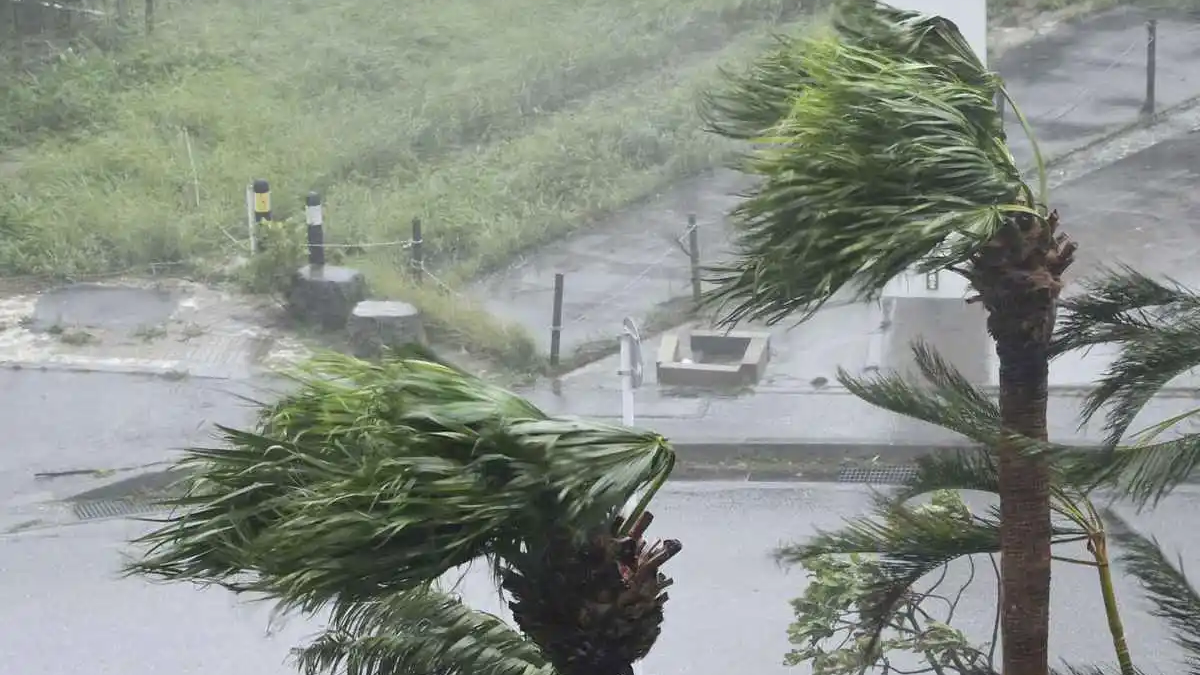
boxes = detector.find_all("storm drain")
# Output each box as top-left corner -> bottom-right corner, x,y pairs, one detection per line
838,465 -> 918,485
71,498 -> 171,521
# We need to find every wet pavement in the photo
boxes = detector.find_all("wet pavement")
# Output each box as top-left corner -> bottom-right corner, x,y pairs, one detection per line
506,126 -> 1200,448
0,279 -> 308,379
1,481 -> 1196,675
472,6 -> 1200,361
0,369 -> 267,533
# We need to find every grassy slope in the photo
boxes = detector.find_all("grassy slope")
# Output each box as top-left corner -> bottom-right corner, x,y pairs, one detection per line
0,0 -> 806,278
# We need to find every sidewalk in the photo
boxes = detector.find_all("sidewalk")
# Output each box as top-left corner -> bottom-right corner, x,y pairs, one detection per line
471,6 -> 1200,360
515,317 -> 1200,472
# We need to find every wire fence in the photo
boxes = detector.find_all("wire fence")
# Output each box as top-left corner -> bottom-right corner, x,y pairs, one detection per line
1,0 -> 158,42
1002,11 -> 1200,170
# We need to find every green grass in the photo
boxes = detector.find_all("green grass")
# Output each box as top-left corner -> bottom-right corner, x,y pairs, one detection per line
0,0 -> 814,367
7,0 -> 1169,368
0,0 -> 808,274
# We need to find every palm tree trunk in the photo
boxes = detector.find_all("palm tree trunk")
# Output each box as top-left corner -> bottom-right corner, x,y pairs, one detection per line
995,337 -> 1053,675
972,209 -> 1076,675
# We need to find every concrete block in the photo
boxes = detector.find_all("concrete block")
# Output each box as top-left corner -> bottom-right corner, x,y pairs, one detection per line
348,300 -> 426,359
286,265 -> 368,331
656,328 -> 771,387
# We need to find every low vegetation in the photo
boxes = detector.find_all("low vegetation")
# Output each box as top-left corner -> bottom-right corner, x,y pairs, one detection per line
2,0 -> 1195,368
0,0 -> 817,365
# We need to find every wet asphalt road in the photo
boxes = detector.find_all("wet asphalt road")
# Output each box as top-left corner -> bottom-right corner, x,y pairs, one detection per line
3,475 -> 1199,675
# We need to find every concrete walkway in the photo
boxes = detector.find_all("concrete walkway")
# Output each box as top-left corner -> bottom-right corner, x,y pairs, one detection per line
471,6 -> 1200,361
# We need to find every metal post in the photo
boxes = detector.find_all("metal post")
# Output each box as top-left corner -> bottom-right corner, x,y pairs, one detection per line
144,0 -> 153,34
306,191 -> 325,268
410,217 -> 424,284
687,214 -> 701,305
251,179 -> 271,253
1143,19 -> 1158,117
550,273 -> 565,368
619,333 -> 635,426
618,318 -> 643,427
245,184 -> 256,255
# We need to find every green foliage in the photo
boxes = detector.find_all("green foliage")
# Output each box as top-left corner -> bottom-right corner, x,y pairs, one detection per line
786,496 -> 998,675
1104,510 -> 1200,674
126,352 -> 676,616
0,0 -> 810,280
778,338 -> 1200,675
0,0 -> 816,361
1048,266 -> 1200,506
701,0 -> 1038,327
293,585 -> 554,675
236,217 -> 305,295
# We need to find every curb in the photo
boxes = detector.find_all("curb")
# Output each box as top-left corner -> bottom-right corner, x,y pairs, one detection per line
0,357 -> 261,381
671,440 -> 980,482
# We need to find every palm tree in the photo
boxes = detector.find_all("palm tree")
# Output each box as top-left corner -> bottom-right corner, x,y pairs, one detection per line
1048,266 -> 1200,506
700,3 -> 1073,674
124,351 -> 681,675
775,344 -> 1198,675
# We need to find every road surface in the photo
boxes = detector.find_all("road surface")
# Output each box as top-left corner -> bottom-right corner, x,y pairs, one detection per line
2,480 -> 1196,675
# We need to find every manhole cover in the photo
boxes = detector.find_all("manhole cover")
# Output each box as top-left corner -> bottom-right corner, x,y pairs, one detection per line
33,284 -> 177,332
838,465 -> 917,485
72,498 -> 171,521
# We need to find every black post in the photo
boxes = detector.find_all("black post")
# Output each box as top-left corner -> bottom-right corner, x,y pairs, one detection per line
687,214 -> 701,305
410,217 -> 424,283
144,0 -> 154,34
306,191 -> 325,267
550,273 -> 565,368
252,179 -> 271,253
1143,19 -> 1158,117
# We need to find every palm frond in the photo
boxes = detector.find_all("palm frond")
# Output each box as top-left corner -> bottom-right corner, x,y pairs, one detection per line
700,33 -> 813,142
839,341 -> 1004,446
1051,265 -> 1200,357
293,586 -> 555,675
701,0 -> 1027,326
894,448 -> 1000,502
843,342 -> 1109,495
1051,266 -> 1200,445
1050,435 -> 1200,509
777,491 -> 1088,653
1104,509 -> 1200,674
125,353 -> 675,615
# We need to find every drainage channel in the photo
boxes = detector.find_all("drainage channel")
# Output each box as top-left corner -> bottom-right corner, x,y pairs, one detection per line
71,498 -> 173,521
837,465 -> 918,485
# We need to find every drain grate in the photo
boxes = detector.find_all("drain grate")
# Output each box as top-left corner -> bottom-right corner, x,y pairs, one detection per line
838,465 -> 918,485
71,498 -> 171,521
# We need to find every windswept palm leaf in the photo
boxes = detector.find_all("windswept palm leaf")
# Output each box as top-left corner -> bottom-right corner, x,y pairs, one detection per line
1104,509 -> 1200,675
126,352 -> 675,616
700,0 -> 1034,326
839,340 -> 1012,448
699,33 -> 813,141
776,491 -> 1088,653
1050,434 -> 1200,509
1051,266 -> 1200,445
841,341 -> 1109,495
1046,267 -> 1200,503
895,448 -> 1000,502
294,586 -> 555,675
